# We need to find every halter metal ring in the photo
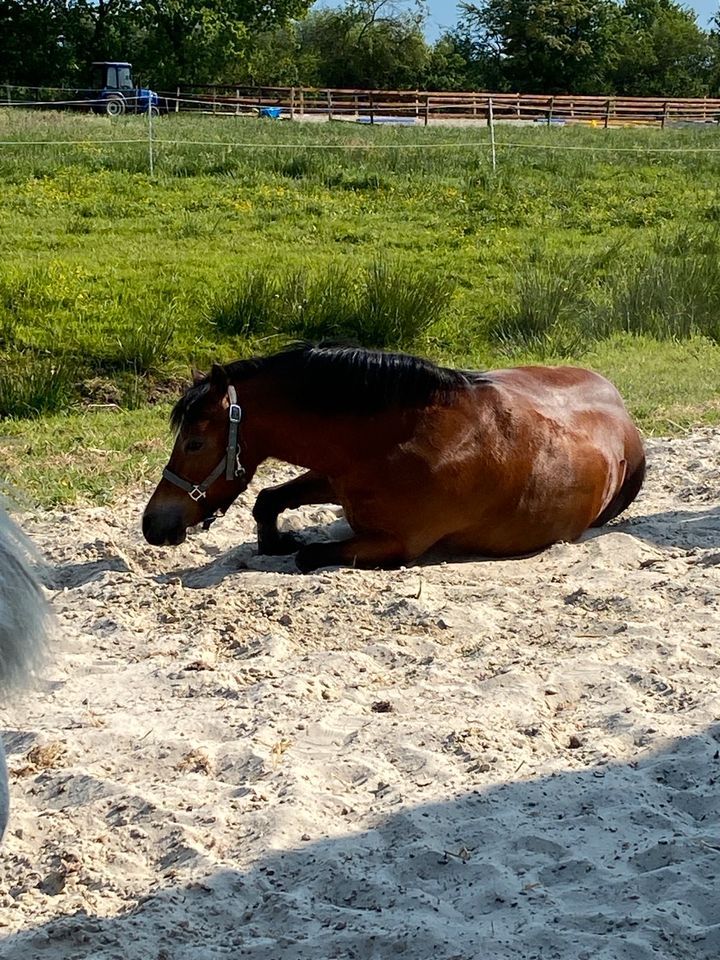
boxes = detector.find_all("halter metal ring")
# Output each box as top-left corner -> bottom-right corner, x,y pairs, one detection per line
189,486 -> 207,501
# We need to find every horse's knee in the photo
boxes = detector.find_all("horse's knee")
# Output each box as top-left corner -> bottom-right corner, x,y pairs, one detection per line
252,488 -> 278,523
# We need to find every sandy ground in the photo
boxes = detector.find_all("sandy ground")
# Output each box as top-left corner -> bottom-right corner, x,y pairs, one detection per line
1,430 -> 720,959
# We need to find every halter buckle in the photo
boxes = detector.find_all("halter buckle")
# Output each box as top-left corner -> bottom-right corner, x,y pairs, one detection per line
189,486 -> 207,501
229,403 -> 242,423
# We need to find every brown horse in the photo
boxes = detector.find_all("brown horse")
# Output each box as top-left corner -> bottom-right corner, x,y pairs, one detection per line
142,343 -> 645,572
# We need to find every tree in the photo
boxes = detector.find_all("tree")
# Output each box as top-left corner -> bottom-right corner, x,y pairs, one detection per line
421,30 -> 503,89
0,0 -> 314,88
0,0 -> 86,85
455,0 -> 712,94
611,0 -> 712,96
295,0 -> 430,89
456,0 -> 623,92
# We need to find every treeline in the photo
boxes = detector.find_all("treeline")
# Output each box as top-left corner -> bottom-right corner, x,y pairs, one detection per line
2,0 -> 720,96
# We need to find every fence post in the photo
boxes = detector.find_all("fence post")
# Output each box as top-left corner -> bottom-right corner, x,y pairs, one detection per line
148,98 -> 155,177
326,89 -> 333,120
424,94 -> 430,126
604,98 -> 611,129
548,96 -> 554,126
354,92 -> 359,118
212,85 -> 217,115
369,91 -> 374,124
6,83 -> 10,105
661,101 -> 669,128
415,89 -> 419,119
299,86 -> 304,117
175,86 -> 180,113
290,86 -> 296,119
488,97 -> 496,173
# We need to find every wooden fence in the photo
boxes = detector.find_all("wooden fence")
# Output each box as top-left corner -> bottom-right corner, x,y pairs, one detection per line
5,83 -> 720,126
169,85 -> 720,127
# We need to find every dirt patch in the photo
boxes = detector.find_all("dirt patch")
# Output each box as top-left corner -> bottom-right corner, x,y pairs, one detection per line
1,430 -> 720,958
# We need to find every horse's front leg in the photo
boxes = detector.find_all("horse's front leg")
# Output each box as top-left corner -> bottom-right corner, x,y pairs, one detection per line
295,533 -> 412,572
253,471 -> 337,555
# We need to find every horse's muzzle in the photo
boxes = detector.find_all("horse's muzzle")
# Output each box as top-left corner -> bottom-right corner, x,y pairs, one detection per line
142,512 -> 188,547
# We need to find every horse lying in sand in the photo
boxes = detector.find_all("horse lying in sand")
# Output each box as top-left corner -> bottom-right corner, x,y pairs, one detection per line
0,508 -> 49,840
143,343 -> 645,571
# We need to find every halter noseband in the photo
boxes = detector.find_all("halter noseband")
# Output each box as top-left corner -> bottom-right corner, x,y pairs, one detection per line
163,385 -> 246,502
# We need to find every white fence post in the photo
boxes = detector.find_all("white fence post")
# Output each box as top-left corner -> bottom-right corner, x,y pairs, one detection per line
148,99 -> 155,177
488,97 -> 497,173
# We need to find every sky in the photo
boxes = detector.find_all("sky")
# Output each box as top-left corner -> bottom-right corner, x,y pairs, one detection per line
422,0 -> 717,39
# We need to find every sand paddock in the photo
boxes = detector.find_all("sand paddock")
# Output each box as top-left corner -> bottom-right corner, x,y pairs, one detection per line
1,430 -> 720,959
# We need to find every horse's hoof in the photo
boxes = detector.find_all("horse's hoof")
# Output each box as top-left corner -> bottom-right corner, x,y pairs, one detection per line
295,543 -> 332,573
258,531 -> 303,556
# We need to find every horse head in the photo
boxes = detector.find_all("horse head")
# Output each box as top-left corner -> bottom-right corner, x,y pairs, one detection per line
142,364 -> 251,546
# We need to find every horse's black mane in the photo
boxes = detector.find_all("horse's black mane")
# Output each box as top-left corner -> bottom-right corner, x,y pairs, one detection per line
172,342 -> 485,428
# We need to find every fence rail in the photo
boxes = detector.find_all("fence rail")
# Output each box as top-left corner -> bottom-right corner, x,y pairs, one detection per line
167,86 -> 720,127
4,84 -> 720,127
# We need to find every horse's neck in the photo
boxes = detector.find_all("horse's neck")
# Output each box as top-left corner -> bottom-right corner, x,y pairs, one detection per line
254,407 -> 380,474
238,378 -> 413,475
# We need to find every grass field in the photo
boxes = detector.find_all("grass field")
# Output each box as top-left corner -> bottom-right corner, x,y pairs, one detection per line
2,109 -> 720,505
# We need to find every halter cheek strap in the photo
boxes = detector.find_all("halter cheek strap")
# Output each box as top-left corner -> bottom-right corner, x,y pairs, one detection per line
162,385 -> 247,502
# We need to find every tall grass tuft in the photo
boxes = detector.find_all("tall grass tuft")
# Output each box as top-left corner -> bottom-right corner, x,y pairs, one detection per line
488,250 -> 613,358
0,354 -> 79,419
489,231 -> 720,357
359,260 -> 454,347
600,246 -> 720,342
101,303 -> 178,373
209,259 -> 454,350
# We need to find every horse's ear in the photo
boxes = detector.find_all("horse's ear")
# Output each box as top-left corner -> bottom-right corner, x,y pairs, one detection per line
191,367 -> 205,386
209,363 -> 229,396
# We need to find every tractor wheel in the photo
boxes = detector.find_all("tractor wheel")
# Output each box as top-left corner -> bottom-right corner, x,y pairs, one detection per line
148,105 -> 160,118
105,96 -> 125,117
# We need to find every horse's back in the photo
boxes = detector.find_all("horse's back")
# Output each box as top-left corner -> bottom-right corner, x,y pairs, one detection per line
484,364 -> 644,471
485,365 -> 632,425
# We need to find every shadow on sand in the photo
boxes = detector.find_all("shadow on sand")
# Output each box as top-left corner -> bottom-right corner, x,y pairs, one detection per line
145,502 -> 720,591
2,728 -> 720,960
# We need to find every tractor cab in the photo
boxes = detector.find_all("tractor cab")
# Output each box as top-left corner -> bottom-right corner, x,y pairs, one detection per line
91,62 -> 135,94
88,61 -> 159,116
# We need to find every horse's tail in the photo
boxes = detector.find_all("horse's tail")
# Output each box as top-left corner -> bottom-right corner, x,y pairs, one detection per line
592,452 -> 647,528
0,509 -> 50,693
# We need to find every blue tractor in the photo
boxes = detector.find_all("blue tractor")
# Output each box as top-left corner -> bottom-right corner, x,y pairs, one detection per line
87,61 -> 159,116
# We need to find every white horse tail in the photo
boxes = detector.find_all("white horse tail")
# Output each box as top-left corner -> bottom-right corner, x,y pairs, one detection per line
0,508 -> 50,694
0,507 -> 51,840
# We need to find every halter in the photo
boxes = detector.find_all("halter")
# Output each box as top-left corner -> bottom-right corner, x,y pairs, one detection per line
162,385 -> 246,502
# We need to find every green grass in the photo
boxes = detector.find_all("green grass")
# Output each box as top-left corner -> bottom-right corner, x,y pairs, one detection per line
0,406 -> 169,508
2,109 -> 720,505
209,258 -> 454,347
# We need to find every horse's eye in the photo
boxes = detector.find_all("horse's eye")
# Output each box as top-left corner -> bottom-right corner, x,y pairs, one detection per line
186,439 -> 204,453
